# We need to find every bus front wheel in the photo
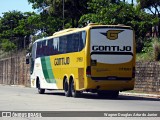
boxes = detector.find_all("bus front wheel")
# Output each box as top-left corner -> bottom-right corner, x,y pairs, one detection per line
37,80 -> 45,94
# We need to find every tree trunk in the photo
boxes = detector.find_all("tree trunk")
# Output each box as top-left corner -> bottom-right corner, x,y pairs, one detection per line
72,18 -> 75,28
75,18 -> 78,28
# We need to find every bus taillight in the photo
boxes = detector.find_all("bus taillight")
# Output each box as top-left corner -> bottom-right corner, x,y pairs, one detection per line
86,66 -> 91,77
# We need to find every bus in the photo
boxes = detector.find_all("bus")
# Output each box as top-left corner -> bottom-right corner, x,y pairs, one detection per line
26,23 -> 136,98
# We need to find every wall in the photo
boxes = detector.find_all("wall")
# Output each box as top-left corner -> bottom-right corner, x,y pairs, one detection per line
135,62 -> 160,94
0,51 -> 30,87
0,52 -> 160,94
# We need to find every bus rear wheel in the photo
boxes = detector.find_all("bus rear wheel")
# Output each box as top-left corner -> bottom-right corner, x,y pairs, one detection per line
37,80 -> 45,94
70,80 -> 81,98
64,78 -> 71,97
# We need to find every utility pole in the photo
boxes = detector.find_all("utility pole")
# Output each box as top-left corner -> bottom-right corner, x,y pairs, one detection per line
132,0 -> 134,6
63,0 -> 64,29
10,20 -> 13,44
10,20 -> 13,85
24,36 -> 26,49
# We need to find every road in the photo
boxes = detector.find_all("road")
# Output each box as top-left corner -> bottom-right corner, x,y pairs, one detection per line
0,85 -> 159,120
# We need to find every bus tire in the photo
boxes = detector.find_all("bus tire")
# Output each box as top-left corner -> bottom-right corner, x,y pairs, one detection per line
64,78 -> 71,97
70,80 -> 81,98
37,80 -> 45,94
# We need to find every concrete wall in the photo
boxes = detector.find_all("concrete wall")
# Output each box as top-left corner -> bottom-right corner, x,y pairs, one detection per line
0,51 -> 30,87
135,62 -> 160,94
0,52 -> 160,94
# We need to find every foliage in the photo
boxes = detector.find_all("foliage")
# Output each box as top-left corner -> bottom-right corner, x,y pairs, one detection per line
79,2 -> 154,52
0,11 -> 60,51
1,39 -> 16,52
28,0 -> 89,28
0,0 -> 159,56
137,0 -> 160,36
141,38 -> 153,53
137,0 -> 160,16
153,38 -> 160,61
136,38 -> 160,61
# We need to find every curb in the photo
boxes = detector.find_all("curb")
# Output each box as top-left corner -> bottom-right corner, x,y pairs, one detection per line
120,92 -> 160,99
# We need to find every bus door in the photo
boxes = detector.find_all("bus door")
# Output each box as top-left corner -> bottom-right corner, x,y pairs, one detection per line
90,27 -> 134,81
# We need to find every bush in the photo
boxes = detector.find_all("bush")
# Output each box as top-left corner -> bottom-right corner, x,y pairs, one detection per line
0,39 -> 16,52
153,38 -> 160,61
136,38 -> 160,62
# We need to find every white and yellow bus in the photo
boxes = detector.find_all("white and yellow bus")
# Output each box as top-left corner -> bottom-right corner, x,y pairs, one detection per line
27,23 -> 136,98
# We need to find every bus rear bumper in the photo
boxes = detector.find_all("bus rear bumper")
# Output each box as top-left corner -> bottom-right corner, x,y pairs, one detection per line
85,78 -> 135,92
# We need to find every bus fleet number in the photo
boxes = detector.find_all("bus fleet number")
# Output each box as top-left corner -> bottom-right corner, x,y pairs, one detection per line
77,57 -> 83,62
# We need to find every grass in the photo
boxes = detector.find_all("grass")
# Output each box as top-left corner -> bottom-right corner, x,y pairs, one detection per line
136,53 -> 154,62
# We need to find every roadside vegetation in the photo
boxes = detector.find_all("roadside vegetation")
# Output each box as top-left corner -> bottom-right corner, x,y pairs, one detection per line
136,38 -> 160,61
0,0 -> 160,61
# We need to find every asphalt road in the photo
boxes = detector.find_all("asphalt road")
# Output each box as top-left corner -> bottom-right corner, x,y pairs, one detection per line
0,85 -> 159,120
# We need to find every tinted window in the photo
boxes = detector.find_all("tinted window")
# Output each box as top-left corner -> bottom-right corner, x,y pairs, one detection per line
36,41 -> 42,58
65,31 -> 86,53
35,31 -> 86,58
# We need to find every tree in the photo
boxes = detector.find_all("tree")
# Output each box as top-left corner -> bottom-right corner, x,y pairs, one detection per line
0,11 -> 40,50
137,0 -> 160,36
0,11 -> 26,50
1,39 -> 16,52
28,0 -> 89,28
79,1 -> 154,52
137,0 -> 160,15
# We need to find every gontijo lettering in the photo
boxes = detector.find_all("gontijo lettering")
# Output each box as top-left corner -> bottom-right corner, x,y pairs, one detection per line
92,45 -> 131,52
54,57 -> 70,66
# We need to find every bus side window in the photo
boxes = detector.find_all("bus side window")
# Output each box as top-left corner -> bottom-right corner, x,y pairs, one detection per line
79,31 -> 86,51
74,34 -> 79,52
42,40 -> 47,57
54,37 -> 60,55
66,35 -> 72,53
36,41 -> 41,58
59,36 -> 67,54
47,39 -> 54,55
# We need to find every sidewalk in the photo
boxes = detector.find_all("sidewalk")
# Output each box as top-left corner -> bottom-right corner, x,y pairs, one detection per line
120,92 -> 160,99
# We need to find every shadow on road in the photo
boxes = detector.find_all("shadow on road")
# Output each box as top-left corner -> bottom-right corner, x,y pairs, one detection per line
43,91 -> 160,101
44,92 -> 65,96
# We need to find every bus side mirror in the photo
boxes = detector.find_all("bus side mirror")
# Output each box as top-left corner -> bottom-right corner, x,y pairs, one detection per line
26,53 -> 31,64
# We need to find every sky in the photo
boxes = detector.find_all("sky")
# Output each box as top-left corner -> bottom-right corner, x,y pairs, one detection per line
0,0 -> 34,17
